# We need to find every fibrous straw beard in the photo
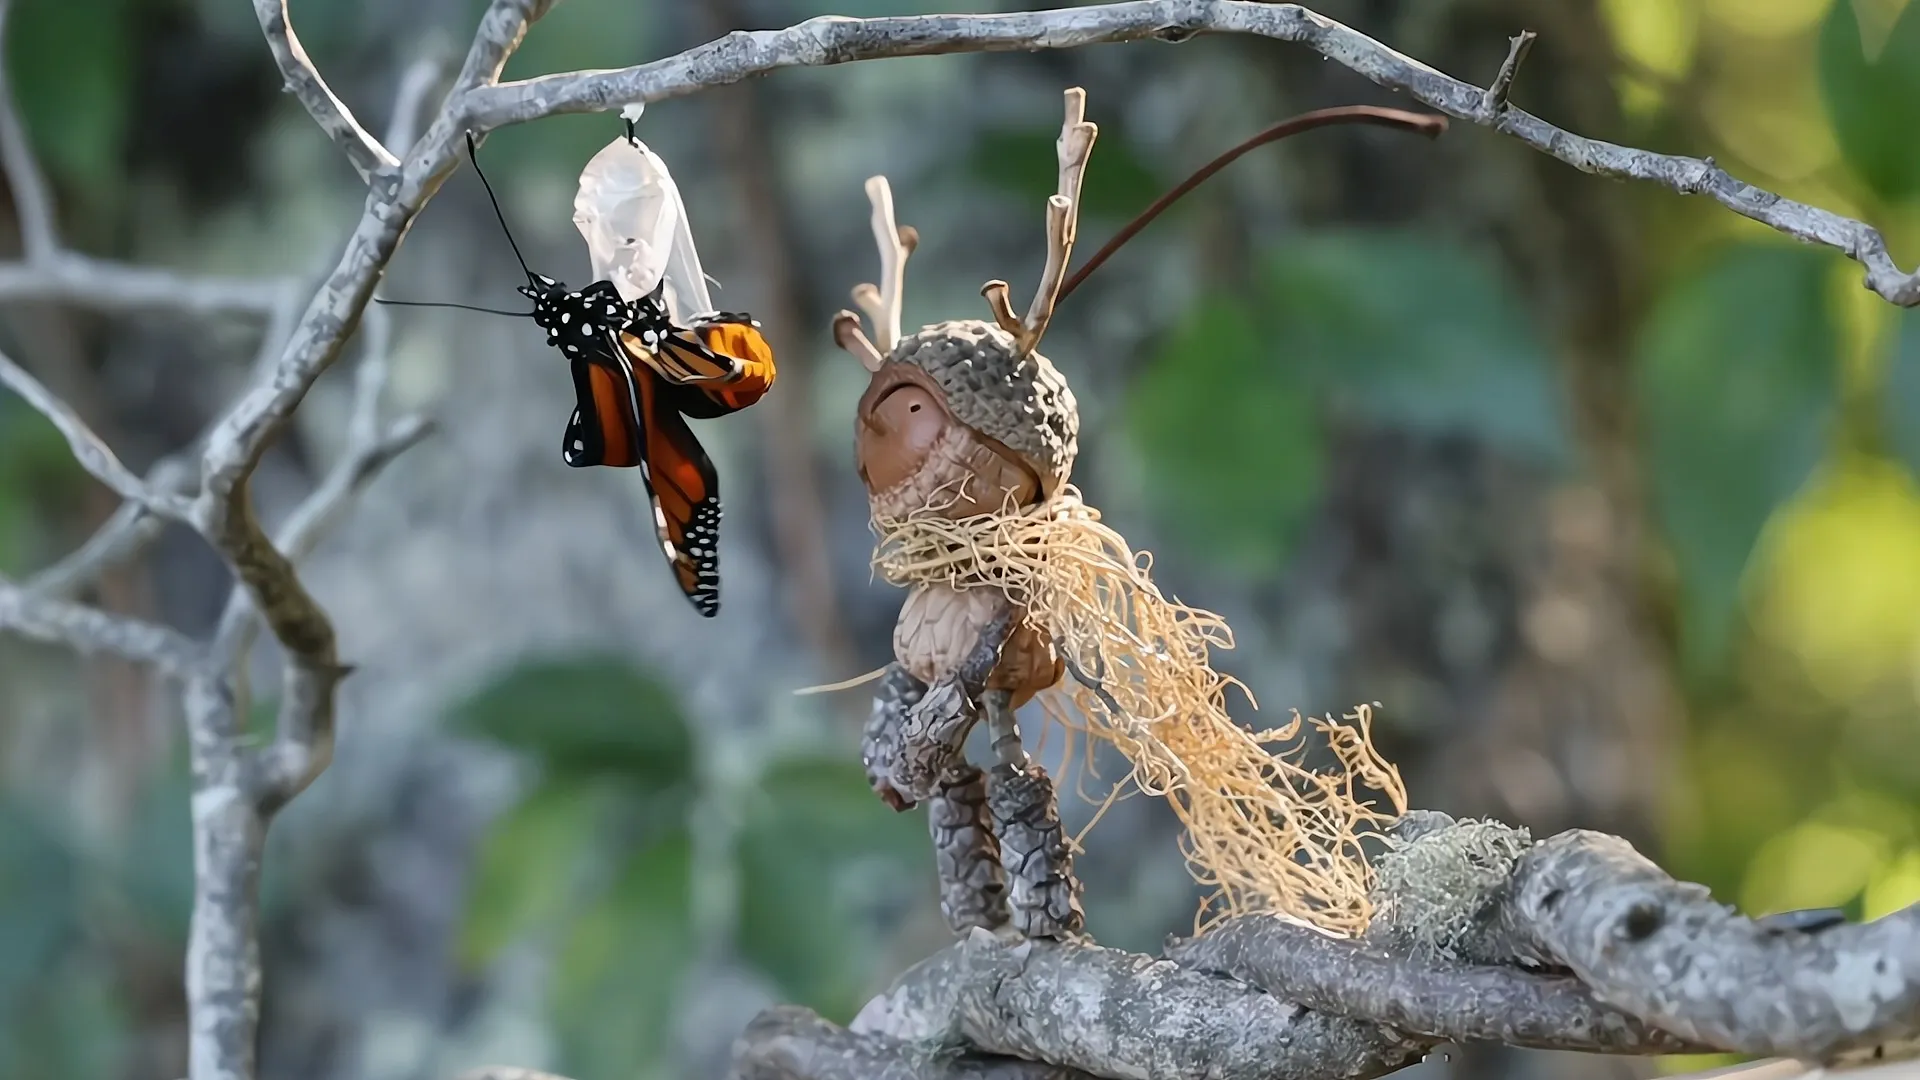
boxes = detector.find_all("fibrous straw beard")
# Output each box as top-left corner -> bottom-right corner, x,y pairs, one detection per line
870,482 -> 1409,936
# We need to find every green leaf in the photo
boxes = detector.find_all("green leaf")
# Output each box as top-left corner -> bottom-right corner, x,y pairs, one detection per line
1637,243 -> 1840,675
448,655 -> 695,789
1260,230 -> 1567,463
1819,0 -> 1920,202
969,126 -> 1163,220
1126,296 -> 1325,577
551,829 -> 695,1080
1886,308 -> 1920,474
734,757 -> 931,1020
457,780 -> 611,968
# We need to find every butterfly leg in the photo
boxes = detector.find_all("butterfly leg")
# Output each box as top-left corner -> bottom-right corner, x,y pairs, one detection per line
983,689 -> 1086,941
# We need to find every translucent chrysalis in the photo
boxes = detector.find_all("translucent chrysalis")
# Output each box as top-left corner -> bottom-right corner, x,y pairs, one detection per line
572,125 -> 714,326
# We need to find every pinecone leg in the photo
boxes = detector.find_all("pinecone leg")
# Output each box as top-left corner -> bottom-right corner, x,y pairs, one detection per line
863,663 -> 926,811
983,692 -> 1085,940
927,763 -> 1009,933
890,608 -> 1014,802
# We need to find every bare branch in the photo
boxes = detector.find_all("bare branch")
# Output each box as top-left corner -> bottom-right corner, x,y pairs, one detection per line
0,255 -> 291,314
853,929 -> 1430,1080
1166,913 -> 1705,1054
979,280 -> 1023,338
214,268 -> 434,810
1483,30 -> 1536,114
833,309 -> 885,372
1509,830 -> 1920,1061
1016,88 -> 1096,354
0,347 -> 188,514
0,573 -> 201,674
0,0 -> 55,259
252,0 -> 399,181
855,175 -> 913,352
464,1 -> 1920,307
26,455 -> 198,598
385,52 -> 450,157
734,1005 -> 1096,1080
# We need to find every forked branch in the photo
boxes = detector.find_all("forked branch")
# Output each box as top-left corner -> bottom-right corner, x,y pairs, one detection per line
851,174 -> 917,353
982,87 -> 1098,355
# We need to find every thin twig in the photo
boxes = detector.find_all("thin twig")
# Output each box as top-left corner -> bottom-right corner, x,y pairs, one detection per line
0,573 -> 202,675
0,347 -> 183,513
833,309 -> 886,372
0,0 -> 55,260
462,1 -> 1920,307
1016,88 -> 1096,354
252,0 -> 399,181
1483,30 -> 1537,114
856,175 -> 912,351
1056,105 -> 1446,304
26,455 -> 198,598
0,255 -> 290,314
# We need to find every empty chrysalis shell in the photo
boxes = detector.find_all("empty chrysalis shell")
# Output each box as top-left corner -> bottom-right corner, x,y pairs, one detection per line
572,133 -> 713,324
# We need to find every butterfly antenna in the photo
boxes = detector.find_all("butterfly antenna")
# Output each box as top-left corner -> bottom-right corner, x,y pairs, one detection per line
465,131 -> 537,285
1054,105 -> 1447,305
373,297 -> 533,317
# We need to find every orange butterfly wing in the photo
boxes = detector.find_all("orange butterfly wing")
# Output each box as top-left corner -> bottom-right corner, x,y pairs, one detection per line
621,317 -> 777,419
562,356 -> 639,468
631,365 -> 722,616
561,349 -> 723,617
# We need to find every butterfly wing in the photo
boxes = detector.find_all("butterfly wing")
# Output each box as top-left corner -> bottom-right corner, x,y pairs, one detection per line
562,355 -> 640,469
622,317 -> 777,418
560,342 -> 721,616
622,348 -> 723,617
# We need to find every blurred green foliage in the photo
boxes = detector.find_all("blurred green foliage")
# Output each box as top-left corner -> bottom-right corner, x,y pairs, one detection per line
1819,0 -> 1920,203
449,655 -> 932,1076
4,0 -> 138,207
1637,243 -> 1840,678
1128,230 -> 1563,576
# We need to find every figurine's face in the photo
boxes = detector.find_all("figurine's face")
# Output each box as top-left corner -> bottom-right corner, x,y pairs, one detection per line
854,361 -> 1044,520
856,373 -> 950,496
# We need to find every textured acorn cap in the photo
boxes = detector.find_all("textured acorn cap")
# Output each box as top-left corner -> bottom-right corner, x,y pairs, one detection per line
887,319 -> 1078,496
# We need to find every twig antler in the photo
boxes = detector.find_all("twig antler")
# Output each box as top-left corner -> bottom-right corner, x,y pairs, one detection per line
981,87 -> 1098,356
835,174 -> 919,372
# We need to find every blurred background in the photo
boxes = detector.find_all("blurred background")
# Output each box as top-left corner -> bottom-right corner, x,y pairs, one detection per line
0,0 -> 1918,1077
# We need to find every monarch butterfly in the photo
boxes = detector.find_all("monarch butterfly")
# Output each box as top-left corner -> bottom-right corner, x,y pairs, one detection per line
382,120 -> 776,618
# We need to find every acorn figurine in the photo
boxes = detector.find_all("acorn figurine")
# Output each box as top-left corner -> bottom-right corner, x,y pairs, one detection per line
833,88 -> 1406,943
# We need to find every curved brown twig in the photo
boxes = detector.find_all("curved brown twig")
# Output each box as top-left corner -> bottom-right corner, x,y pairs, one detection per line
1055,105 -> 1447,304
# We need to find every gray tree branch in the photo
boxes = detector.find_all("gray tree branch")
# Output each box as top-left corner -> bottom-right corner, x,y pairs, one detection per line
0,573 -> 202,674
252,0 -> 399,181
1165,913 -> 1704,1054
1509,829 -> 1920,1061
463,0 -> 1919,307
848,929 -> 1430,1080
